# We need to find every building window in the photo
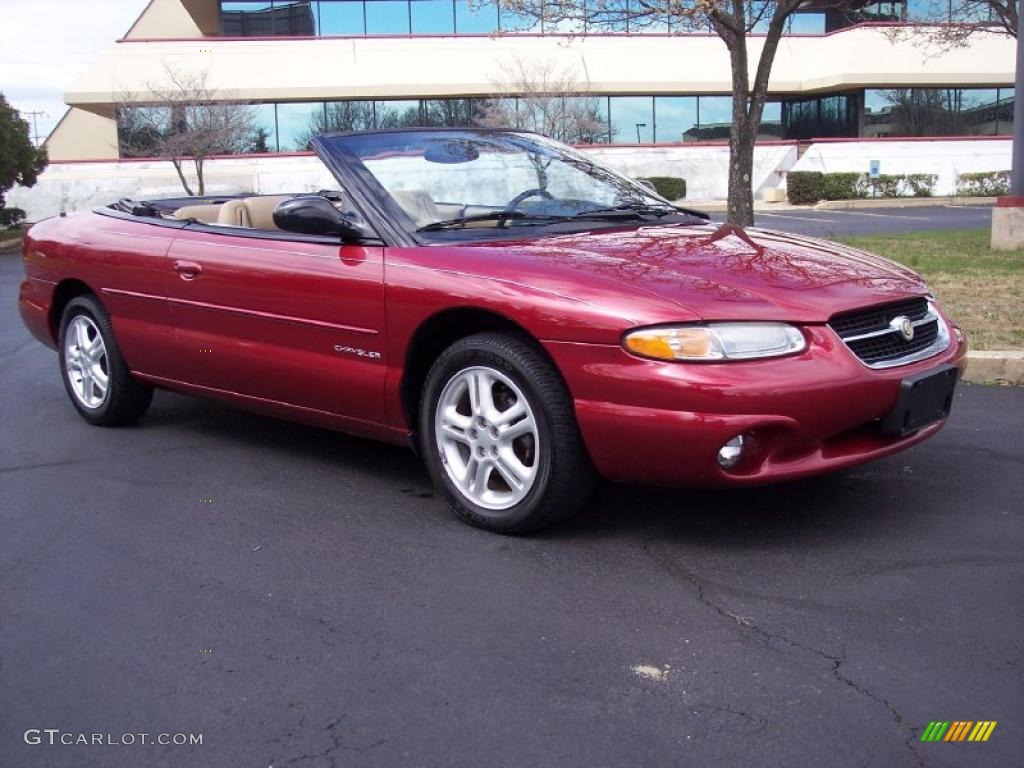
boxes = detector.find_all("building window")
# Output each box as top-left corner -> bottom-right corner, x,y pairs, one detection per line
365,0 -> 411,34
498,4 -> 537,33
220,1 -> 316,36
411,0 -> 455,33
653,96 -> 698,143
759,101 -> 783,139
421,98 -> 487,127
562,96 -> 610,144
375,99 -> 422,127
692,96 -> 733,141
323,100 -> 377,132
782,93 -> 857,139
219,0 -> 856,36
864,87 -> 1011,137
116,87 -> 1010,160
787,12 -> 825,33
627,0 -> 671,33
609,96 -> 653,143
276,101 -> 326,150
318,1 -> 366,34
455,0 -> 498,33
251,103 -> 279,151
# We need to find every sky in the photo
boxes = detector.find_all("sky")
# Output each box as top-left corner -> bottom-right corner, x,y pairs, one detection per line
0,0 -> 149,144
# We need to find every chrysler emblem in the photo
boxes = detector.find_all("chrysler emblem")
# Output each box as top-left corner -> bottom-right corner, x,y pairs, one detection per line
890,315 -> 915,341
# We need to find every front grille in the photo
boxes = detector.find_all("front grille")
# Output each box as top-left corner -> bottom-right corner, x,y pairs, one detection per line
829,298 -> 947,368
829,297 -> 929,337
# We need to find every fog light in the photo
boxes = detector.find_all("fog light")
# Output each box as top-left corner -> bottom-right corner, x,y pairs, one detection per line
717,435 -> 745,469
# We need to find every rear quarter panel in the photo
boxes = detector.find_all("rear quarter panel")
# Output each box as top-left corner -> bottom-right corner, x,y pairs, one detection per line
21,213 -> 176,374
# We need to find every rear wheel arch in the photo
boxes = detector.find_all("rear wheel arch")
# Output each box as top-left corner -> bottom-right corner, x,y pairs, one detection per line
50,279 -> 100,344
400,307 -> 566,434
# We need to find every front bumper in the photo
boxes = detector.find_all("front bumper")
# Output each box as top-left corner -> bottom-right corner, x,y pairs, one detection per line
543,323 -> 967,487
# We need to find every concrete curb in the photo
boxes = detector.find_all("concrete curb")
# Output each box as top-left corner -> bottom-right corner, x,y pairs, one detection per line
964,351 -> 1024,386
0,236 -> 23,250
814,196 -> 996,211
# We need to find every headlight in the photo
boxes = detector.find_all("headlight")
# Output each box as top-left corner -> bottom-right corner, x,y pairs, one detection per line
623,323 -> 806,362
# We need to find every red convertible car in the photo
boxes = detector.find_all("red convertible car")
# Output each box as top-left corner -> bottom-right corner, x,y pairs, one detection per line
19,129 -> 966,532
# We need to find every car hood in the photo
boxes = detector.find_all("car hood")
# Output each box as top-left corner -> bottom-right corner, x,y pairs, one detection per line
475,223 -> 930,323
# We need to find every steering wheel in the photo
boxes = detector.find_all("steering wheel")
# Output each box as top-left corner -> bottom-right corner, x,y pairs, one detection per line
505,188 -> 555,212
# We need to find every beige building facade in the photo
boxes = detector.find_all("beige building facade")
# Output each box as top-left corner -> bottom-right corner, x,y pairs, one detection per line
46,0 -> 1017,162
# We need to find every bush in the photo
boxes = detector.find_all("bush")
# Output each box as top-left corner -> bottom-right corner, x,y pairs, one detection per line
905,173 -> 938,197
867,174 -> 904,198
0,206 -> 26,230
955,171 -> 1010,197
787,171 -> 824,204
639,176 -> 686,200
821,172 -> 866,201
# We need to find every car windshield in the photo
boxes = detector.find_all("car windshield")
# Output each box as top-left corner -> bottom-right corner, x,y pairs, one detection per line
319,129 -> 701,235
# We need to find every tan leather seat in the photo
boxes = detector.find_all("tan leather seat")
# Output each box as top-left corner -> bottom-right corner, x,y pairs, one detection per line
242,195 -> 293,230
216,199 -> 250,227
214,195 -> 293,229
171,203 -> 222,223
391,189 -> 441,228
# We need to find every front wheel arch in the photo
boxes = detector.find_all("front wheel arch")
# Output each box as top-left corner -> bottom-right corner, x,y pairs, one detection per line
418,331 -> 595,533
400,307 -> 568,436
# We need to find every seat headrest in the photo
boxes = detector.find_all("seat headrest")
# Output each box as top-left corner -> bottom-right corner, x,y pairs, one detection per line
391,189 -> 441,228
217,199 -> 250,227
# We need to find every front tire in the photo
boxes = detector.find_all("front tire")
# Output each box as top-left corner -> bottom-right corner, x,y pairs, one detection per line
420,332 -> 594,534
58,295 -> 153,426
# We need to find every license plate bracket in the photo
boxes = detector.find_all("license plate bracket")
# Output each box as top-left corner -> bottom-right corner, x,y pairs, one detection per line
880,364 -> 958,437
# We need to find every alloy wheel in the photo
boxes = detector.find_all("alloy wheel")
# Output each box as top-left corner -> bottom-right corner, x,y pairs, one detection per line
434,365 -> 540,510
64,315 -> 109,409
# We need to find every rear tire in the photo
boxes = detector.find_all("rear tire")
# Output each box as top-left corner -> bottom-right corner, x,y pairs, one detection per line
58,295 -> 153,426
419,332 -> 594,534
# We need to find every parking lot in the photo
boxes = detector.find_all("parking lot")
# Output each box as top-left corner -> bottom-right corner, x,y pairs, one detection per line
710,203 -> 995,236
1,214 -> 1021,767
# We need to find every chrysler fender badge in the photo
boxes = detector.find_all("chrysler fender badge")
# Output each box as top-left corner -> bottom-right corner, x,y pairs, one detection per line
890,315 -> 914,341
334,345 -> 381,360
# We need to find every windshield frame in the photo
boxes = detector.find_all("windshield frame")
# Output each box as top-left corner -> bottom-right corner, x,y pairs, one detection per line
313,128 -> 707,244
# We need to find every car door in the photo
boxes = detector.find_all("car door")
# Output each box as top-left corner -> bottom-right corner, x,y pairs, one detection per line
164,225 -> 387,423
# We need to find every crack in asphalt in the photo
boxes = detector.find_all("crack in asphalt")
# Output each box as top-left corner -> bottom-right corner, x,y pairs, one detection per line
642,539 -> 926,767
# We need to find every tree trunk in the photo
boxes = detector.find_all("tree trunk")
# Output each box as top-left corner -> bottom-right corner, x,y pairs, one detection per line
170,158 -> 195,197
727,120 -> 756,227
723,24 -> 756,228
195,157 -> 205,197
711,0 -> 800,228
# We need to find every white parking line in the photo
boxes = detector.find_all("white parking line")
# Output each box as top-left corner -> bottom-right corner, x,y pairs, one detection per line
822,210 -> 933,221
756,212 -> 839,223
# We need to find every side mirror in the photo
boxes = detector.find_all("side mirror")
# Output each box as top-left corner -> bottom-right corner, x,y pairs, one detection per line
635,179 -> 656,193
273,196 -> 375,241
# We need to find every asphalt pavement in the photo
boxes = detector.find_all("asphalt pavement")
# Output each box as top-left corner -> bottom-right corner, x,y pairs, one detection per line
1,232 -> 1022,768
709,203 -> 994,236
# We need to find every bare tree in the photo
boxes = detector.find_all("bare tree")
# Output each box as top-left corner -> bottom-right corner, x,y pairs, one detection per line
498,1 -> 864,227
891,0 -> 1017,51
117,66 -> 259,196
475,57 -> 609,144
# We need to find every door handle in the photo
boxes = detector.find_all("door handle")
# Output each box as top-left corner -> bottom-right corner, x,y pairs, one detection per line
174,260 -> 203,280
